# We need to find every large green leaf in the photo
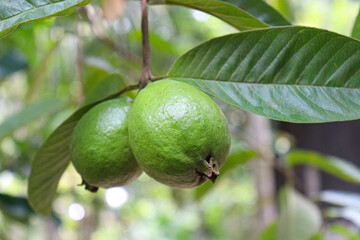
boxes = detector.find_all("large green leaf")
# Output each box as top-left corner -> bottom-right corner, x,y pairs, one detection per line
149,0 -> 269,30
0,98 -> 65,139
0,0 -> 91,39
286,150 -> 360,184
167,26 -> 360,123
277,187 -> 322,240
28,85 -> 136,216
221,0 -> 291,26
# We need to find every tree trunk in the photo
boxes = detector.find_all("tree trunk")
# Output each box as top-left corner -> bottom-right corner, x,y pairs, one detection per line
247,114 -> 277,230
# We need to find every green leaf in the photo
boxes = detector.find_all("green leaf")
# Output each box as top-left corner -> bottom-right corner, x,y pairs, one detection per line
168,26 -> 360,123
28,85 -> 136,216
286,150 -> 360,184
83,73 -> 126,105
0,51 -> 27,79
351,7 -> 360,40
0,0 -> 91,39
0,193 -> 34,223
273,0 -> 292,20
309,233 -> 325,240
257,221 -> 277,240
329,224 -> 360,240
194,139 -> 256,199
221,0 -> 291,26
277,187 -> 322,240
149,0 -> 269,31
0,98 -> 65,139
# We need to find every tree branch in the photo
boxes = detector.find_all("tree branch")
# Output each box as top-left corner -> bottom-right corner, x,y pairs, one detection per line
139,0 -> 153,89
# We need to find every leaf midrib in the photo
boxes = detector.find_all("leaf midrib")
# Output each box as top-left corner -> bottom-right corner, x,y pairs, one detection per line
170,77 -> 360,91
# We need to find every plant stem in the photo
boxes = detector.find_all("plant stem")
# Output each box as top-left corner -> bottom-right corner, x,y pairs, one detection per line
139,0 -> 152,89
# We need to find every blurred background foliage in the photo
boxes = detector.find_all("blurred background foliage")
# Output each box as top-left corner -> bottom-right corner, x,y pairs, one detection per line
1,0 -> 360,239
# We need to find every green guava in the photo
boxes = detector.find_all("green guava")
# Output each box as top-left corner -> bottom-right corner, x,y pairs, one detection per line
128,79 -> 231,189
70,97 -> 142,189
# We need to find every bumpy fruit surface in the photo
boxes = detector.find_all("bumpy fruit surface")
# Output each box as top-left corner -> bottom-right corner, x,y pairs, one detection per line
129,79 -> 230,188
70,97 -> 142,188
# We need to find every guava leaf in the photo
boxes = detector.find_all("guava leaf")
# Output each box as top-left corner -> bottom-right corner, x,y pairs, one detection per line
168,26 -> 360,123
277,187 -> 322,240
286,150 -> 360,184
28,84 -> 135,216
0,0 -> 91,39
221,0 -> 291,26
149,0 -> 269,30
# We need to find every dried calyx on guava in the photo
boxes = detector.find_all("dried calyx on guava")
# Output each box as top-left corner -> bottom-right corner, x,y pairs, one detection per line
70,97 -> 142,191
129,79 -> 231,189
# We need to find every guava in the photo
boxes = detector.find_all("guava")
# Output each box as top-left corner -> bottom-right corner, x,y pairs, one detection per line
70,97 -> 142,189
128,79 -> 231,189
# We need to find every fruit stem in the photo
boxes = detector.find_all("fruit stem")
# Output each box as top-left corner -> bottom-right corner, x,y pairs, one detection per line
139,0 -> 152,89
80,178 -> 99,193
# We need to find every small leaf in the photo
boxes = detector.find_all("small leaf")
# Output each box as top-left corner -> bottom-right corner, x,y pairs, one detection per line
309,233 -> 325,240
0,98 -> 65,139
286,150 -> 360,184
28,85 -> 135,216
168,26 -> 360,123
329,224 -> 360,240
194,139 -> 256,199
221,0 -> 291,26
0,0 -> 91,39
273,0 -> 293,20
277,187 -> 322,240
0,193 -> 34,223
351,7 -> 360,40
0,51 -> 27,79
257,221 -> 277,240
149,0 -> 269,31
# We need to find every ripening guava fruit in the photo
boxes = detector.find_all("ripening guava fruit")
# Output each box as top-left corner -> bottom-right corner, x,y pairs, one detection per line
70,97 -> 142,189
128,79 -> 231,189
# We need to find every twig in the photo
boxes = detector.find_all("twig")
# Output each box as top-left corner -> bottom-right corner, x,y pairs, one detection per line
26,41 -> 61,103
76,20 -> 85,105
139,0 -> 153,89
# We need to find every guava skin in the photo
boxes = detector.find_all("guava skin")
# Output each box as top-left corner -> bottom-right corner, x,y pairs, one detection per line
70,97 -> 142,188
129,79 -> 231,189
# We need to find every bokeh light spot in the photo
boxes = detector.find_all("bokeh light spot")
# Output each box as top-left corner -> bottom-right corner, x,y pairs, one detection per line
68,203 -> 85,221
105,187 -> 128,208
